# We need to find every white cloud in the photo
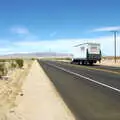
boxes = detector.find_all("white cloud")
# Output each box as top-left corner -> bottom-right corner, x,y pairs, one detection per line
0,34 -> 120,56
10,26 -> 29,35
14,36 -> 120,56
50,32 -> 57,37
93,26 -> 120,32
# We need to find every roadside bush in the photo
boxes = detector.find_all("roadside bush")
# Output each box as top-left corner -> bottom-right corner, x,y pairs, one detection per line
0,59 -> 6,62
15,59 -> 24,68
11,62 -> 17,69
0,63 -> 7,78
64,57 -> 72,60
31,58 -> 35,60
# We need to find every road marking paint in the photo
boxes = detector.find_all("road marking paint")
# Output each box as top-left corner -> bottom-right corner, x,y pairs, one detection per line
47,63 -> 120,93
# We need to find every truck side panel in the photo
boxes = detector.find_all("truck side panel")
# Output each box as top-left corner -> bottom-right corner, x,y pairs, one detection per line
73,44 -> 87,59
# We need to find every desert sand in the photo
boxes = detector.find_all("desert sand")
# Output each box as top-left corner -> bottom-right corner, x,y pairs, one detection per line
0,60 -> 33,120
96,59 -> 120,67
7,60 -> 75,120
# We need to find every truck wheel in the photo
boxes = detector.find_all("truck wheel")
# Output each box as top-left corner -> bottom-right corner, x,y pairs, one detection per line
79,61 -> 82,65
89,61 -> 93,65
82,61 -> 84,65
78,61 -> 81,65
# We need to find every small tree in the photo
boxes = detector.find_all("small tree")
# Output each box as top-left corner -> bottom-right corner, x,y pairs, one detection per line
15,59 -> 24,68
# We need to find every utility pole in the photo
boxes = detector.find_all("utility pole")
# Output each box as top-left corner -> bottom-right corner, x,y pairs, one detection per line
111,31 -> 117,63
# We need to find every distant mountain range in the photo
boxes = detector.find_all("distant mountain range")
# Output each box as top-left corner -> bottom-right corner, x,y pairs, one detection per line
0,52 -> 73,58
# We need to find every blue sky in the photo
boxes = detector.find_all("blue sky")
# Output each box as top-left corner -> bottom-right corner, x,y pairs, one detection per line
0,0 -> 120,55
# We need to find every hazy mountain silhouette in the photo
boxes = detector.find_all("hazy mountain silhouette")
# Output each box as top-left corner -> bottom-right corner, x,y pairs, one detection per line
0,52 -> 73,58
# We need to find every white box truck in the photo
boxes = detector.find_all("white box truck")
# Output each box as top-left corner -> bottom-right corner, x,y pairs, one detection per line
71,43 -> 101,65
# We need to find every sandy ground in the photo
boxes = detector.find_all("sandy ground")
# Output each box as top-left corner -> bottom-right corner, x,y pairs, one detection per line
96,59 -> 120,67
7,61 -> 75,120
0,60 -> 33,120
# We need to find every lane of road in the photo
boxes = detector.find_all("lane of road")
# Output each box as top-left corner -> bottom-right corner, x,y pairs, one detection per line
49,61 -> 120,90
59,61 -> 120,73
39,60 -> 120,120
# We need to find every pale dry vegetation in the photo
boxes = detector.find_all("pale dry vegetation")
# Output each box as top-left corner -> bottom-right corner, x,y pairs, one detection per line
0,59 -> 24,79
0,58 -> 34,120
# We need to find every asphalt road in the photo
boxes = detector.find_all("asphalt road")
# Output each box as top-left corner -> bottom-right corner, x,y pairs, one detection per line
59,61 -> 120,73
92,64 -> 120,72
39,60 -> 120,120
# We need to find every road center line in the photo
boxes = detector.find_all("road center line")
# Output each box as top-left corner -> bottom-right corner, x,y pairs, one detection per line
47,63 -> 120,93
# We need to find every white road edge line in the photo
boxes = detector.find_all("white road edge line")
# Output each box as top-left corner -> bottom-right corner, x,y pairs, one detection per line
47,63 -> 120,93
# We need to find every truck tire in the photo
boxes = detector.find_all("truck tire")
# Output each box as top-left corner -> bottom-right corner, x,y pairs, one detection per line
82,61 -> 84,65
89,61 -> 93,65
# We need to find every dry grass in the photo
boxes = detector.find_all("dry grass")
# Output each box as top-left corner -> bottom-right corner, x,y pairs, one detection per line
95,59 -> 120,67
0,59 -> 33,120
103,56 -> 120,60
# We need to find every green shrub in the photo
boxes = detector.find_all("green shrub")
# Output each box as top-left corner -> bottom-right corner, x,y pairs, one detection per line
0,59 -> 6,62
0,63 -> 7,77
11,62 -> 17,68
64,58 -> 72,60
31,58 -> 35,60
15,59 -> 24,68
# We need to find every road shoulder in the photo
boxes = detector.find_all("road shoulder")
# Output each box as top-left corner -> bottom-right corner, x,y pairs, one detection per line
7,60 -> 75,120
